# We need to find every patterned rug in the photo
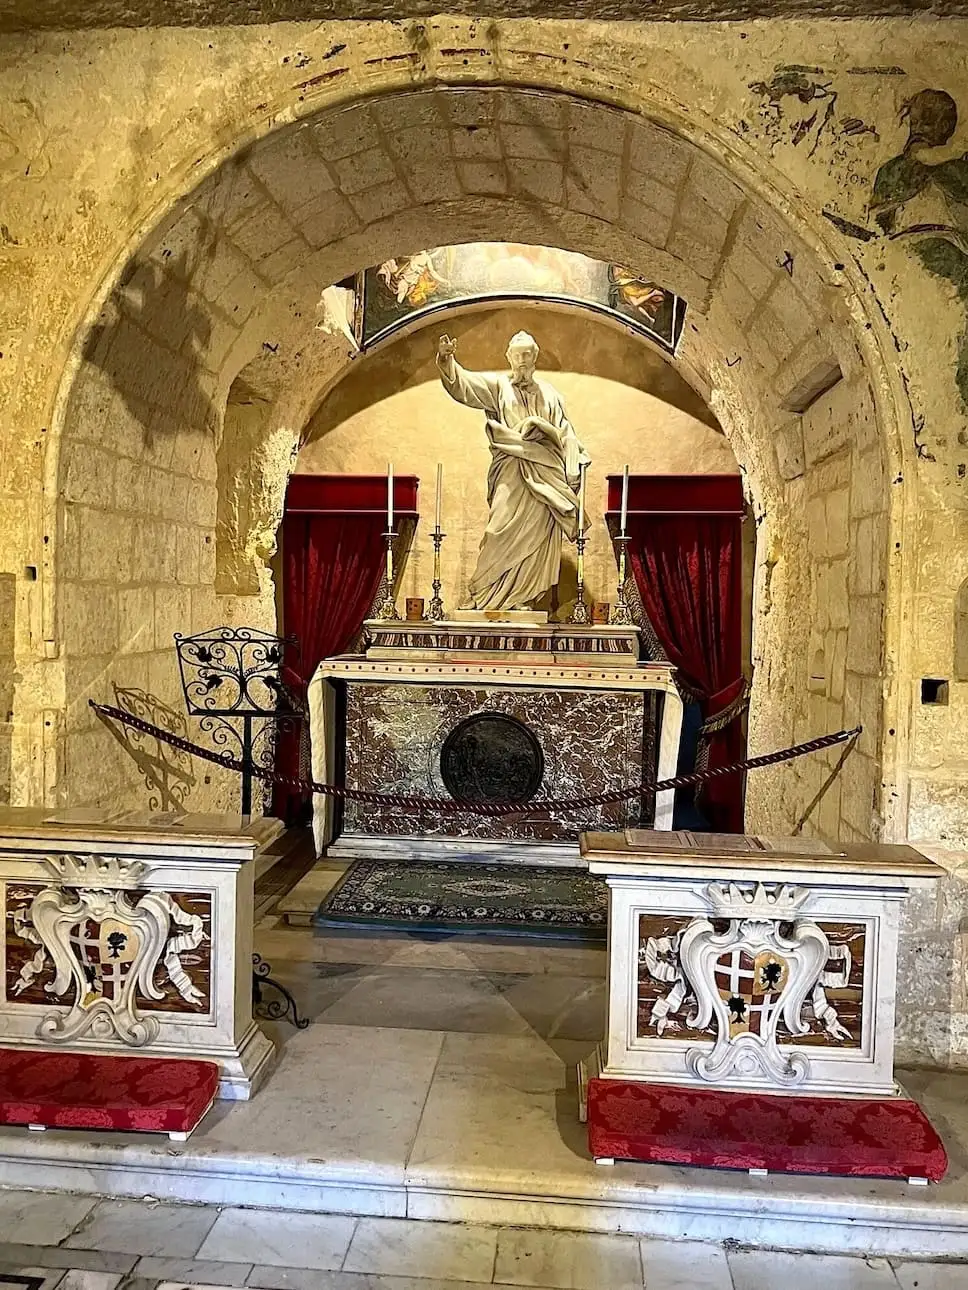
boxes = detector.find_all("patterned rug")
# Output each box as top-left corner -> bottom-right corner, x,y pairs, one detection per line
315,859 -> 608,941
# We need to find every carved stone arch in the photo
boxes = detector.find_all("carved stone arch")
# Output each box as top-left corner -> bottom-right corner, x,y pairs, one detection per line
44,78 -> 908,843
215,291 -> 358,598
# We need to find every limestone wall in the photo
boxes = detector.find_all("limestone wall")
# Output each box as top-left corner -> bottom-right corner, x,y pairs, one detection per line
0,14 -> 962,851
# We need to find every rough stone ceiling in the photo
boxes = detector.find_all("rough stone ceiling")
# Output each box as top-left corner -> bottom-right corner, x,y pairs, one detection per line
3,0 -> 967,32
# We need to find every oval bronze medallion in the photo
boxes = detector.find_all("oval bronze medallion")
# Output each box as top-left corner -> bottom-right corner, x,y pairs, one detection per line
440,713 -> 544,805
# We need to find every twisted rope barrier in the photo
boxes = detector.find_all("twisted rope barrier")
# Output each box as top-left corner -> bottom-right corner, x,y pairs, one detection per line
89,699 -> 860,819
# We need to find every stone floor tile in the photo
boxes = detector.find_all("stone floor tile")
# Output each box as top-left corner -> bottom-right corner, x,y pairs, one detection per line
57,1274 -> 123,1290
65,1200 -> 217,1258
318,966 -> 534,1036
639,1239 -> 732,1290
0,1269 -> 65,1290
197,1210 -> 357,1270
441,939 -> 606,980
894,1263 -> 968,1289
247,1271 -> 494,1290
199,1024 -> 442,1175
406,1032 -> 592,1185
0,1192 -> 97,1246
728,1250 -> 899,1290
342,1217 -> 498,1282
156,1284 -> 240,1290
135,1258 -> 252,1287
247,1271 -> 336,1290
276,863 -> 346,925
488,972 -> 606,1041
255,924 -> 399,968
0,1248 -> 134,1275
493,1227 -> 643,1289
252,959 -> 363,1023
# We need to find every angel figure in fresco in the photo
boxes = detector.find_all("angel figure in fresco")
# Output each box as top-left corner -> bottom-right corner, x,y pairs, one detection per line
376,250 -> 450,307
608,266 -> 668,324
870,88 -> 968,409
437,330 -> 591,613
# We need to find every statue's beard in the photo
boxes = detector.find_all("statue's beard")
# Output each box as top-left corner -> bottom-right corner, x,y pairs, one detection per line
511,370 -> 536,387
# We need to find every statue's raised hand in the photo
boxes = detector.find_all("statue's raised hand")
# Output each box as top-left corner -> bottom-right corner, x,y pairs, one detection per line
437,334 -> 457,359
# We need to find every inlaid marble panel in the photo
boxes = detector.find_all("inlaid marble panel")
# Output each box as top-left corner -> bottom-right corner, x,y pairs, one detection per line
636,913 -> 866,1049
342,683 -> 656,841
3,882 -> 212,1013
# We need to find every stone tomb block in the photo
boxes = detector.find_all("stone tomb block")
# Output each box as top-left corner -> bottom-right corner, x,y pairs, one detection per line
579,829 -> 942,1100
0,807 -> 281,1100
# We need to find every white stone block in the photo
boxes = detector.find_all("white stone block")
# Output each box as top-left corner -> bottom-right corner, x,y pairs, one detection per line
0,808 -> 282,1099
582,829 -> 941,1098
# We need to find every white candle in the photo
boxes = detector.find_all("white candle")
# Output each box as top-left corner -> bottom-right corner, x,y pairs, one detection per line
620,464 -> 629,534
435,463 -> 442,531
578,462 -> 586,532
387,462 -> 394,530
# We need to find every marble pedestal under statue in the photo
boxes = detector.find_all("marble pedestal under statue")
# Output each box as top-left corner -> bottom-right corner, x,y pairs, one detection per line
308,621 -> 684,862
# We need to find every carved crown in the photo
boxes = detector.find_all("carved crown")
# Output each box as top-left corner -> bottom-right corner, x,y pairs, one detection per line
42,854 -> 148,889
704,880 -> 810,919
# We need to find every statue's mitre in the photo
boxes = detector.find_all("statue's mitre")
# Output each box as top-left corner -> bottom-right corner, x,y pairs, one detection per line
507,330 -> 539,353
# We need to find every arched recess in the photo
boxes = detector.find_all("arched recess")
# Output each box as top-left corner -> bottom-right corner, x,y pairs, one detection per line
216,294 -> 358,602
283,299 -> 740,619
48,83 -> 904,843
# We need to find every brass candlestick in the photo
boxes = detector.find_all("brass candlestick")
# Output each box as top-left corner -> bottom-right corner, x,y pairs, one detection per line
426,527 -> 446,622
568,533 -> 590,625
376,529 -> 401,620
611,533 -> 633,626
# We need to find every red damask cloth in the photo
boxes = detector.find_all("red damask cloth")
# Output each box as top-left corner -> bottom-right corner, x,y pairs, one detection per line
587,1078 -> 948,1181
0,1049 -> 219,1135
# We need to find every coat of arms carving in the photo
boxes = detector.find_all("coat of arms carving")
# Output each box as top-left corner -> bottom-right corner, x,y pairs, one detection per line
6,855 -> 209,1047
636,882 -> 864,1088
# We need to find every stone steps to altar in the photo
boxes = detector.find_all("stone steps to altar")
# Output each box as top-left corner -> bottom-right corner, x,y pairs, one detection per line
0,1024 -> 966,1261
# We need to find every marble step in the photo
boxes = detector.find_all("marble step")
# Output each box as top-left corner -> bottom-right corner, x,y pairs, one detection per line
0,1041 -> 965,1261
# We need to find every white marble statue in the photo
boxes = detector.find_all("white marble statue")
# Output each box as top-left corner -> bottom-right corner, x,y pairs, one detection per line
436,330 -> 591,612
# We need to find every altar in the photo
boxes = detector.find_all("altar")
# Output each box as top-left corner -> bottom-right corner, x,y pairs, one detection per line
308,620 -> 684,861
302,327 -> 698,862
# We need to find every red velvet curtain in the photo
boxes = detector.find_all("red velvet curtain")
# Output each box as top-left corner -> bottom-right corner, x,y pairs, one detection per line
272,511 -> 387,820
608,476 -> 747,832
272,475 -> 418,821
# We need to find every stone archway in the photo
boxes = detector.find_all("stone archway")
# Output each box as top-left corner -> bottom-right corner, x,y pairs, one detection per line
47,82 -> 908,842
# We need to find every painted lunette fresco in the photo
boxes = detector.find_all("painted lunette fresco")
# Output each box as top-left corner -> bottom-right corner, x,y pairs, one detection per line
352,243 -> 686,355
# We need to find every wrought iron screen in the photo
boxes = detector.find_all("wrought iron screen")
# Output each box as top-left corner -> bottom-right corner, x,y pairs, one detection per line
174,627 -> 302,816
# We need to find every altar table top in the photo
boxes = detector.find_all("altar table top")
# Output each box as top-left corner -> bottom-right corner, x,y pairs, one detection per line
0,806 -> 283,857
311,654 -> 679,693
581,828 -> 939,884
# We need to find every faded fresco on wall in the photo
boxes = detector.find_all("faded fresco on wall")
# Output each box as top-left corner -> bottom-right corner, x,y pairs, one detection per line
354,243 -> 686,356
870,89 -> 968,411
747,63 -> 883,161
749,65 -> 968,416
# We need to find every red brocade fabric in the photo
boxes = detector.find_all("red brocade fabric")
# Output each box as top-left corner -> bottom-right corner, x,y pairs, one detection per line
587,1079 -> 948,1181
272,474 -> 420,821
0,1050 -> 219,1134
604,475 -> 747,832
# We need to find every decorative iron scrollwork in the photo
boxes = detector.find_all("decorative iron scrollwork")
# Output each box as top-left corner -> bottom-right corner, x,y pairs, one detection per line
252,953 -> 309,1029
174,627 -> 303,815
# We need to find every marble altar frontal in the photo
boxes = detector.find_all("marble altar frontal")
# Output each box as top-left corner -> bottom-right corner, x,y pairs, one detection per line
308,622 -> 684,861
579,829 -> 942,1103
0,806 -> 281,1099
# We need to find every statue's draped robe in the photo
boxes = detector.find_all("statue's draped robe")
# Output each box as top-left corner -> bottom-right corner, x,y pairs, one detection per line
439,359 -> 591,611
